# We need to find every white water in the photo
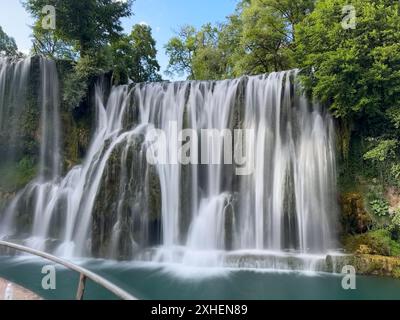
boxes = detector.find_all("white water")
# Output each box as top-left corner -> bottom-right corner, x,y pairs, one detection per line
0,58 -> 31,168
0,62 -> 339,271
0,58 -> 61,248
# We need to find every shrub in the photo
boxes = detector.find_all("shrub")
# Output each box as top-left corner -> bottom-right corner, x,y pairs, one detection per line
389,210 -> 400,241
343,229 -> 400,257
370,199 -> 390,217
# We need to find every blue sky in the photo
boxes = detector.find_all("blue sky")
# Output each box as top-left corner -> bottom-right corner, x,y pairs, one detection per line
0,0 -> 238,79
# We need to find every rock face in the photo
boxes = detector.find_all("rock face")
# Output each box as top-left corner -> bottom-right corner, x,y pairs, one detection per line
91,135 -> 163,259
327,254 -> 400,278
340,192 -> 373,234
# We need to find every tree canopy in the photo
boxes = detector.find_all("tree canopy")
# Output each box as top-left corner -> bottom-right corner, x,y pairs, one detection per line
31,23 -> 77,60
296,0 -> 400,120
112,24 -> 162,84
22,0 -> 166,108
0,26 -> 20,57
24,0 -> 133,56
165,0 -> 315,80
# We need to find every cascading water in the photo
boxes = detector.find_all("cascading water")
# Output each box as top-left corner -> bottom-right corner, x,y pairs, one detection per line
0,58 -> 31,183
0,57 -> 32,236
0,63 -> 339,271
26,58 -> 61,250
0,57 -> 62,249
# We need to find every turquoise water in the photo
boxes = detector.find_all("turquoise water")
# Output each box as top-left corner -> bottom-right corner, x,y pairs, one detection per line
0,256 -> 400,300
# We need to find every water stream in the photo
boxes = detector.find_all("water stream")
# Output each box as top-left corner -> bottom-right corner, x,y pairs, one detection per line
0,57 -> 339,272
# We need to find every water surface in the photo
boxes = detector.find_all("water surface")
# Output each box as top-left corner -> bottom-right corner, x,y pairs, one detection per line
0,256 -> 399,300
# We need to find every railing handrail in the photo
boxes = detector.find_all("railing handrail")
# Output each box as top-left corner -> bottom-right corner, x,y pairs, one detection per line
0,240 -> 137,300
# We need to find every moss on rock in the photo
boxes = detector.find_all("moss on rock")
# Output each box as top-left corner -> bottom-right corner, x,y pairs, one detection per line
340,192 -> 373,234
328,254 -> 400,279
343,229 -> 400,257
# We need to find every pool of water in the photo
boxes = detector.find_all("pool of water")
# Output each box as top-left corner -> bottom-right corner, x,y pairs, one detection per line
0,256 -> 400,300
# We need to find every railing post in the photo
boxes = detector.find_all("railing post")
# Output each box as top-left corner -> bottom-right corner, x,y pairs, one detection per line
76,273 -> 87,300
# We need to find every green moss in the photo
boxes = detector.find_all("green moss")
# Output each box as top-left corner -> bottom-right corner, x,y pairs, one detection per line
0,157 -> 37,192
340,192 -> 372,234
57,58 -> 94,170
343,229 -> 400,257
393,267 -> 400,279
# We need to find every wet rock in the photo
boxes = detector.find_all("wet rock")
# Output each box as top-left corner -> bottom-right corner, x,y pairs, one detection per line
224,196 -> 235,251
340,192 -> 373,234
327,254 -> 400,278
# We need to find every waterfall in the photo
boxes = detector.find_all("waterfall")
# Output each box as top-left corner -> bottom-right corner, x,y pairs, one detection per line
0,64 -> 339,271
0,57 -> 32,236
26,58 -> 61,250
0,58 -> 31,175
0,57 -> 62,248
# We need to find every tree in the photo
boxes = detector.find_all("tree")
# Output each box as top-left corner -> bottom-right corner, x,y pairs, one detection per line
0,26 -> 20,57
164,0 -> 314,79
217,13 -> 244,78
165,25 -> 197,79
295,0 -> 400,120
191,23 -> 229,80
31,22 -> 77,60
233,0 -> 314,75
112,24 -> 162,84
165,24 -> 232,80
24,0 -> 133,56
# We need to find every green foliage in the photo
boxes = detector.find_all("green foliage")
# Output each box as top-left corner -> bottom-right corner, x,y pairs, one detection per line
165,25 -> 197,79
24,0 -> 136,108
24,1 -> 162,109
63,51 -> 112,109
165,23 -> 232,80
24,0 -> 133,56
369,199 -> 389,217
372,229 -> 400,256
0,157 -> 37,192
296,0 -> 400,120
344,229 -> 400,257
363,139 -> 398,162
389,210 -> 400,241
31,23 -> 77,60
191,24 -> 229,80
165,0 -> 314,79
391,164 -> 400,182
234,0 -> 313,75
387,107 -> 400,129
111,24 -> 162,84
362,138 -> 399,186
0,26 -> 20,57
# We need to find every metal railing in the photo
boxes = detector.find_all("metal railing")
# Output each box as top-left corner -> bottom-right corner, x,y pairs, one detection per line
0,240 -> 137,300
